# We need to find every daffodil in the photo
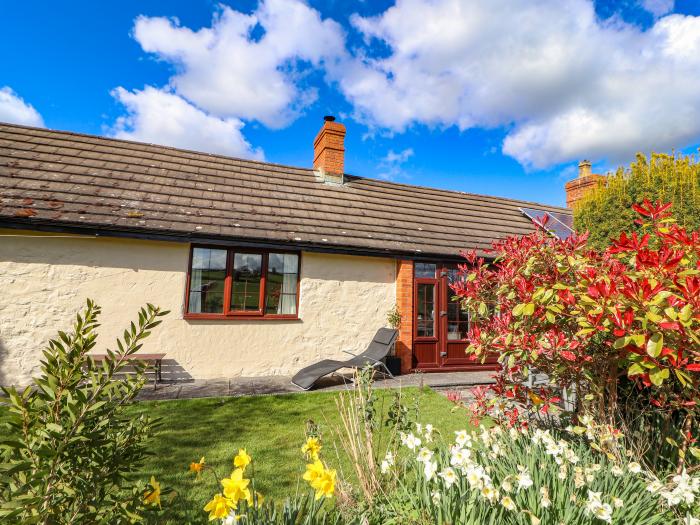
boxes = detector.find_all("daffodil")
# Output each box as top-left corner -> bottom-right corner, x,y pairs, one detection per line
301,437 -> 322,460
233,448 -> 252,471
221,468 -> 251,506
204,493 -> 234,521
303,459 -> 326,485
312,467 -> 336,500
189,456 -> 205,477
143,476 -> 161,508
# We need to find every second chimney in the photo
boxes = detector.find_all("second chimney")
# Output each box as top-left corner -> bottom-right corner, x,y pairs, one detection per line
564,160 -> 605,208
313,116 -> 346,184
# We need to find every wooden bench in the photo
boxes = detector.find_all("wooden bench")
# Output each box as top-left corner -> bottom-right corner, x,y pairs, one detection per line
89,353 -> 166,390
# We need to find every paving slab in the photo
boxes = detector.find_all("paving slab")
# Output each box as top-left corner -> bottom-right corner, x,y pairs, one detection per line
136,370 -> 495,401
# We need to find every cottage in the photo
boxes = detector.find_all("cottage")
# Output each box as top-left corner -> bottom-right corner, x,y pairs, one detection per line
0,118 -> 575,386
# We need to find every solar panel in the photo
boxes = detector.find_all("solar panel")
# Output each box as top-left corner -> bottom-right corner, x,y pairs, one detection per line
519,207 -> 574,240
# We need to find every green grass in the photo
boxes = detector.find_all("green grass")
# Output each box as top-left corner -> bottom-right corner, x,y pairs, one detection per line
0,386 -> 470,523
127,387 -> 469,523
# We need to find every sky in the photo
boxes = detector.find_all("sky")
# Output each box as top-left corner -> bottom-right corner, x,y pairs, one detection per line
2,0 -> 700,207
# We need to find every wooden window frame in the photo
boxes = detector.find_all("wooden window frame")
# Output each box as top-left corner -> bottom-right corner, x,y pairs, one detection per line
184,245 -> 301,320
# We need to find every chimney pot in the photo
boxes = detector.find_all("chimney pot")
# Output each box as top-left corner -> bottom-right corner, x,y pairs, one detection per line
578,159 -> 592,178
313,116 -> 346,184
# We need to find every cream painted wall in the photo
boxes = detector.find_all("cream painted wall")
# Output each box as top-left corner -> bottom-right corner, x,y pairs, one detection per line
0,229 -> 396,386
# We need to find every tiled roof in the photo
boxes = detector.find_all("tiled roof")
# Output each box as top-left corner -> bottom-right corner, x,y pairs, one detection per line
0,122 -> 570,258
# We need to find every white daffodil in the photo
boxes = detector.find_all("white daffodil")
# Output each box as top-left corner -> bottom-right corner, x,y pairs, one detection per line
593,503 -> 613,523
417,447 -> 434,463
515,468 -> 533,490
380,460 -> 390,474
612,497 -> 624,509
540,487 -> 551,508
627,462 -> 642,474
501,495 -> 516,511
424,423 -> 434,442
611,465 -> 623,477
403,433 -> 422,451
455,430 -> 469,448
481,485 -> 498,502
439,467 -> 458,488
431,490 -> 441,504
684,515 -> 700,525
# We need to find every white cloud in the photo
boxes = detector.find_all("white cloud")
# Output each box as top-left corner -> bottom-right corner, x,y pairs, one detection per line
640,0 -> 674,18
335,0 -> 700,169
132,0 -> 345,128
110,86 -> 263,160
377,147 -> 414,180
0,87 -> 44,127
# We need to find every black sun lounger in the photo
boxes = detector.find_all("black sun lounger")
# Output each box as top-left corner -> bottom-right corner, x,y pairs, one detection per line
291,328 -> 399,390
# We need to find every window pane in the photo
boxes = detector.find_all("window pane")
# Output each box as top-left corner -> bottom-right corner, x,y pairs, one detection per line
415,263 -> 436,278
231,253 -> 262,311
447,301 -> 469,340
188,248 -> 227,313
266,253 -> 299,315
417,283 -> 435,337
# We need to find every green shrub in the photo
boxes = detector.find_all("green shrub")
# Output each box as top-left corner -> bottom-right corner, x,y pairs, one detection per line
0,299 -> 168,524
575,152 -> 700,249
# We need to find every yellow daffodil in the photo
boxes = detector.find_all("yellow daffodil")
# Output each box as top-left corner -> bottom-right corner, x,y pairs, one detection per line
143,476 -> 161,508
189,456 -> 205,477
312,468 -> 336,500
301,437 -> 322,460
303,459 -> 326,485
203,493 -> 233,521
221,468 -> 251,506
233,448 -> 252,471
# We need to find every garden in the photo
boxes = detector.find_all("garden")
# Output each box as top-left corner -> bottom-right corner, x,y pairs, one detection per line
1,155 -> 699,524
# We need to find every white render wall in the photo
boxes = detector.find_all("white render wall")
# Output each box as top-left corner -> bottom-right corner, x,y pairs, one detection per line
0,229 -> 396,386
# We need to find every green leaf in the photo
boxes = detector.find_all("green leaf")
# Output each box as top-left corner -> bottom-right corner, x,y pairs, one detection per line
523,303 -> 535,316
646,333 -> 663,358
628,363 -> 645,376
512,303 -> 525,316
649,367 -> 669,386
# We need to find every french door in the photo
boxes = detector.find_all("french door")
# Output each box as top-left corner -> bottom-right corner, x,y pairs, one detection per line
412,262 -> 497,370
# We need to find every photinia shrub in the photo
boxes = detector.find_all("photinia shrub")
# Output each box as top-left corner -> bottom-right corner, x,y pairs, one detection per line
452,201 -> 699,470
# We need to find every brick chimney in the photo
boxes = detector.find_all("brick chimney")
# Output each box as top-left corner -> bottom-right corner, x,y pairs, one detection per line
564,160 -> 605,208
313,116 -> 346,184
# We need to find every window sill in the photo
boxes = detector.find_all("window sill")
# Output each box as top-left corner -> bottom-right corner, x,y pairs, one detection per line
183,313 -> 300,321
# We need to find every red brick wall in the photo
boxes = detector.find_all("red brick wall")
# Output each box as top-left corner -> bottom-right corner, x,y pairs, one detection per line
313,121 -> 346,176
395,259 -> 414,373
564,173 -> 606,208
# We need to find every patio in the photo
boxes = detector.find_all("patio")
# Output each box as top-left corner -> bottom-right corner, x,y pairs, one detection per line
136,370 -> 495,400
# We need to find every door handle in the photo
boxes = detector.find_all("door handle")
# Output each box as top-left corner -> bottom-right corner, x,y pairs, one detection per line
440,311 -> 447,317
440,351 -> 447,357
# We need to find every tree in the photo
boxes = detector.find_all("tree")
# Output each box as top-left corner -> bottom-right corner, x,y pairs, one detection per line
575,153 -> 700,250
453,201 -> 699,471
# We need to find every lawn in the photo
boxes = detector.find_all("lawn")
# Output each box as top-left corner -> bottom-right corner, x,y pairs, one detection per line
126,386 -> 470,523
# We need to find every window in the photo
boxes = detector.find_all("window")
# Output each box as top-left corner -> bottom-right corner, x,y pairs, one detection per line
447,268 -> 469,340
415,262 -> 436,278
416,283 -> 436,337
186,246 -> 300,318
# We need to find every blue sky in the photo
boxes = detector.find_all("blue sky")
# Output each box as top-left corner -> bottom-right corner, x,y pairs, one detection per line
2,0 -> 700,207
